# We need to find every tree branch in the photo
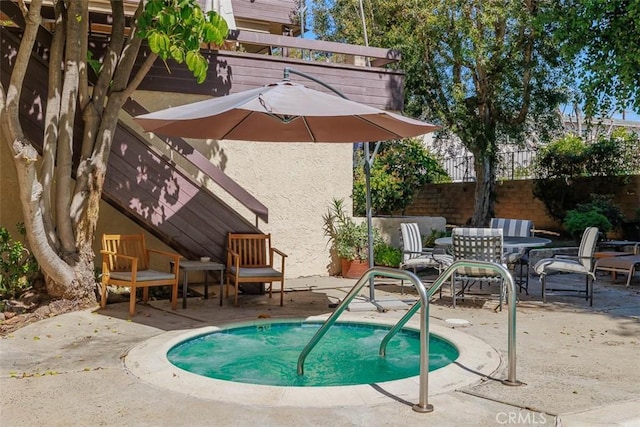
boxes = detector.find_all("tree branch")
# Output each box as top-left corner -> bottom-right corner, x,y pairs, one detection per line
2,0 -> 76,289
56,0 -> 87,255
40,0 -> 64,251
72,1 -> 127,224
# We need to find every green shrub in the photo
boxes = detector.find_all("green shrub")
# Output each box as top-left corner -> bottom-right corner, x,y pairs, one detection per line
575,194 -> 624,230
0,223 -> 40,299
563,209 -> 611,239
353,139 -> 450,216
533,130 -> 640,221
374,243 -> 402,267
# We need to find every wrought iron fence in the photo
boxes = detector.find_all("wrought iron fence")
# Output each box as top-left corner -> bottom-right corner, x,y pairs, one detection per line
441,150 -> 537,182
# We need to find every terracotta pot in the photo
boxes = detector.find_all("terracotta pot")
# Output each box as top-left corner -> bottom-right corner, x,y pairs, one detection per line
340,258 -> 369,279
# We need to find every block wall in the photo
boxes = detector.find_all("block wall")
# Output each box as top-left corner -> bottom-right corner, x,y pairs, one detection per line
406,176 -> 640,233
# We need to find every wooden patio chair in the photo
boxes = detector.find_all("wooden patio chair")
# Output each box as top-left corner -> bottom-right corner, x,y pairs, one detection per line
226,233 -> 287,306
100,234 -> 180,316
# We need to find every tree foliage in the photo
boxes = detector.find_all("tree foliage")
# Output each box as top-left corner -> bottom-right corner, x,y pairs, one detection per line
353,139 -> 449,216
552,0 -> 640,116
311,0 -> 565,226
0,0 -> 227,306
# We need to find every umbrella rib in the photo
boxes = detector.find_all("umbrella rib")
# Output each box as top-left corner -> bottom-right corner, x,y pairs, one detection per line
301,117 -> 316,142
221,111 -> 255,139
355,115 -> 403,139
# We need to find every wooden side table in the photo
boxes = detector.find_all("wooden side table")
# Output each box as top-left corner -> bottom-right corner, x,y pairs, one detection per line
171,260 -> 225,309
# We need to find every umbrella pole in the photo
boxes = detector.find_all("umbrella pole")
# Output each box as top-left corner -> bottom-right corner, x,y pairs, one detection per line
364,141 -> 377,303
284,67 -> 384,309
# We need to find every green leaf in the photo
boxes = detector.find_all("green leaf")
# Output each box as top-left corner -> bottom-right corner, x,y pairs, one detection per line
145,0 -> 164,17
170,45 -> 184,63
148,31 -> 161,54
185,50 -> 198,71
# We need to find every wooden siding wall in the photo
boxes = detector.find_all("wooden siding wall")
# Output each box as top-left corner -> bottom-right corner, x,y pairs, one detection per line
136,49 -> 405,111
405,177 -> 640,234
228,0 -> 296,27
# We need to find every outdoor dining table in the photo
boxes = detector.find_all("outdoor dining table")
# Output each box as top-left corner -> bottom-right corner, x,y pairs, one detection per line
435,235 -> 552,249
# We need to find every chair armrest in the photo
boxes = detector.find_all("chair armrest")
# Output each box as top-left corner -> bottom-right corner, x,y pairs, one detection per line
147,249 -> 180,261
270,247 -> 287,273
147,249 -> 180,271
271,247 -> 288,258
553,254 -> 578,260
528,247 -> 579,271
100,250 -> 137,262
226,248 -> 240,269
403,250 -> 433,256
100,251 -> 139,276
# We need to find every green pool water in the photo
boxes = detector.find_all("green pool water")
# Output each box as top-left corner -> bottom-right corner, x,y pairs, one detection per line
167,321 -> 459,387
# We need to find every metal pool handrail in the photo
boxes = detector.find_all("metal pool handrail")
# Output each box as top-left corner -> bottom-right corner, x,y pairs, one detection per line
379,260 -> 520,388
296,267 -> 435,413
297,261 -> 520,414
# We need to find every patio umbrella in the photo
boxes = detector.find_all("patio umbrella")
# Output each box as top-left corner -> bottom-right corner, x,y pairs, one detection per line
134,81 -> 438,142
134,77 -> 438,303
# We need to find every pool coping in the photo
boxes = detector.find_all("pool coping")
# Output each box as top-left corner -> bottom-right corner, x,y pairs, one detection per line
124,313 -> 502,408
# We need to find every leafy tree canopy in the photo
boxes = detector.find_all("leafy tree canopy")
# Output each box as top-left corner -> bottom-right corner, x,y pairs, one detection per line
311,0 -> 565,225
552,0 -> 640,116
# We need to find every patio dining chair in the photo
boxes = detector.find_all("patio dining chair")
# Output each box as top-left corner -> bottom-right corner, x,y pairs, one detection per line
533,227 -> 599,306
451,227 -> 505,310
490,218 -> 535,294
399,223 -> 452,294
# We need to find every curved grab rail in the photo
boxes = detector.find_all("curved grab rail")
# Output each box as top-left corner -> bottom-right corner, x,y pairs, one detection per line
379,260 -> 519,386
296,267 -> 434,412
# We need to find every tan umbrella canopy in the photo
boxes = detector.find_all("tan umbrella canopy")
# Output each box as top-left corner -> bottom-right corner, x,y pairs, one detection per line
134,81 -> 438,142
134,76 -> 439,304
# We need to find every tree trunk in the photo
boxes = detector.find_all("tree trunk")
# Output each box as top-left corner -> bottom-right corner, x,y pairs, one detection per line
470,149 -> 496,227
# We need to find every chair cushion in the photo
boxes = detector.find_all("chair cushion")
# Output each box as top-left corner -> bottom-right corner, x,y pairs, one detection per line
230,266 -> 283,278
110,270 -> 175,282
401,256 -> 440,269
503,252 -> 525,265
433,253 -> 454,267
534,258 -> 589,275
400,223 -> 424,261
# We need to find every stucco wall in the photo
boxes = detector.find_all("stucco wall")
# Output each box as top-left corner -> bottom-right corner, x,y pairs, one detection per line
372,216 -> 447,248
125,91 -> 354,278
1,91 -> 353,280
0,139 -> 23,239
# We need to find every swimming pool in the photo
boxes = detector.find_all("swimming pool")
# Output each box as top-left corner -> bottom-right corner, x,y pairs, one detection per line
125,314 -> 501,407
166,321 -> 459,386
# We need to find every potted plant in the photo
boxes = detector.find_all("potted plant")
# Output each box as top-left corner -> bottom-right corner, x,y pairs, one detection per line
323,198 -> 380,278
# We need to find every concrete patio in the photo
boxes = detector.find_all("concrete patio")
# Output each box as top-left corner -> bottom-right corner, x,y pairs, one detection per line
1,269 -> 638,426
